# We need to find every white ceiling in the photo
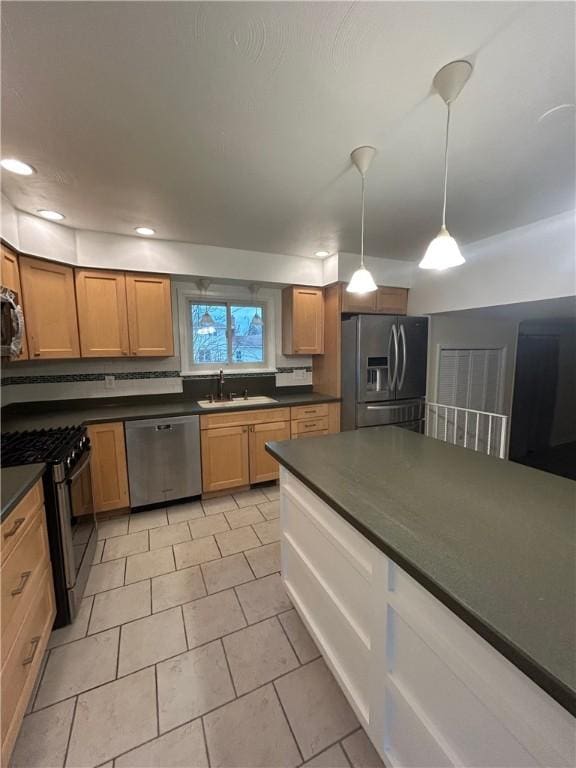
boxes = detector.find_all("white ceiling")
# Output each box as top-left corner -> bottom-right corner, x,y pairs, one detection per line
2,1 -> 574,261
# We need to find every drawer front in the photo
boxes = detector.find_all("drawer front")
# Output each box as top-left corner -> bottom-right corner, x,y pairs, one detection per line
293,430 -> 329,439
1,508 -> 50,661
1,566 -> 55,766
291,416 -> 328,436
200,407 -> 290,430
0,481 -> 44,565
291,403 -> 329,420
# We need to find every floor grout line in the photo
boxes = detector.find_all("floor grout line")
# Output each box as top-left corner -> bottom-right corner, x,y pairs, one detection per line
31,610 -> 314,718
219,637 -> 238,699
272,678 -> 305,765
61,694 -> 79,768
200,714 -> 212,768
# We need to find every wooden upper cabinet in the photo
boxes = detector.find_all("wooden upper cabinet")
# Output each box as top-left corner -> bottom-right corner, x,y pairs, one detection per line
341,287 -> 377,314
19,257 -> 80,359
249,420 -> 290,484
125,273 -> 174,356
340,284 -> 408,315
75,270 -> 129,357
282,286 -> 324,355
1,245 -> 29,360
376,287 -> 408,315
87,422 -> 130,513
201,426 -> 250,493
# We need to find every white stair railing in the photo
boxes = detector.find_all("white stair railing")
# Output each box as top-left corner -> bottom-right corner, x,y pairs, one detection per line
425,402 -> 508,459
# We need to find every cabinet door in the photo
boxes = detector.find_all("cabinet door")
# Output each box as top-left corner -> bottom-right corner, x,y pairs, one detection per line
87,422 -> 130,513
376,287 -> 408,315
19,257 -> 80,359
75,270 -> 129,357
249,421 -> 290,484
201,426 -> 249,493
125,273 -> 173,356
1,245 -> 28,359
340,285 -> 377,314
283,286 -> 324,355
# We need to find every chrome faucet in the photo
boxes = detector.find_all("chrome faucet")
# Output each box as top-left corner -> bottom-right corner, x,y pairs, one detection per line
217,369 -> 225,401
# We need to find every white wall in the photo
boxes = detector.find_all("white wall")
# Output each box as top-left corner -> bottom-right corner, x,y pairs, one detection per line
408,211 -> 576,315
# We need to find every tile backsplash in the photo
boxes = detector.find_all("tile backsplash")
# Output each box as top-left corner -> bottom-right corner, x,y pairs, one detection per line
1,365 -> 313,405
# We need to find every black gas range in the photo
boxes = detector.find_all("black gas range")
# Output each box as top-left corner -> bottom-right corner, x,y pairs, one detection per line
2,426 -> 96,627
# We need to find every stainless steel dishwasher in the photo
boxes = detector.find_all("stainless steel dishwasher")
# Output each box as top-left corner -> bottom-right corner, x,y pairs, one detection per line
125,415 -> 202,508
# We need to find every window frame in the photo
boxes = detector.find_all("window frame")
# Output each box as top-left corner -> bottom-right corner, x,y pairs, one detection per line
189,299 -> 267,369
177,285 -> 276,376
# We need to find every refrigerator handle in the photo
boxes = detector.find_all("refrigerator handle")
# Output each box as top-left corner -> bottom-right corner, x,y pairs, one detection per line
398,323 -> 407,391
389,324 -> 399,390
388,325 -> 398,389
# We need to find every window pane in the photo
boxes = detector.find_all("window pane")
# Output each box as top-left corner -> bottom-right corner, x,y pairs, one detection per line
230,305 -> 264,364
191,303 -> 228,364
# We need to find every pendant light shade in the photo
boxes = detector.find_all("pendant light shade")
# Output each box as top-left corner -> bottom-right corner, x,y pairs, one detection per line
347,146 -> 378,294
346,266 -> 378,293
419,226 -> 465,270
197,310 -> 216,335
419,60 -> 472,271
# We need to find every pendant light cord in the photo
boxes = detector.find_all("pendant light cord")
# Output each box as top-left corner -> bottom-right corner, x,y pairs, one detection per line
442,102 -> 451,228
360,173 -> 366,267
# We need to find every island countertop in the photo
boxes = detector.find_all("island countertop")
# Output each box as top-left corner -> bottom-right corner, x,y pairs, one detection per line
266,427 -> 576,715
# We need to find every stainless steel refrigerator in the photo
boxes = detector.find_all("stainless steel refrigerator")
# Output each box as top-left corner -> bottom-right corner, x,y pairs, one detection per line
341,314 -> 428,431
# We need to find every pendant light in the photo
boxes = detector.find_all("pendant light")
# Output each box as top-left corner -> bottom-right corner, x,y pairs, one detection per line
347,146 -> 378,294
419,60 -> 472,271
197,310 -> 216,335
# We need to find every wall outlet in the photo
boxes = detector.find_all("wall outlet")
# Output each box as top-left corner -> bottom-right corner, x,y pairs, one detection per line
294,369 -> 307,380
104,375 -> 116,389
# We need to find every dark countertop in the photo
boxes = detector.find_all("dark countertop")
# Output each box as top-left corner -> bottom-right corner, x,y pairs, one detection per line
1,392 -> 339,431
266,427 -> 576,715
1,464 -> 45,522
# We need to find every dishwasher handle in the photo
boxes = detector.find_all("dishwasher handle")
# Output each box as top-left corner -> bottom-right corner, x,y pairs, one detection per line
155,424 -> 173,431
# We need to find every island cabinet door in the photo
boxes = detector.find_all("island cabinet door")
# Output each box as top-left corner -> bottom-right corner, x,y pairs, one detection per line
75,269 -> 130,357
201,426 -> 250,493
19,257 -> 80,359
88,422 -> 130,513
125,273 -> 174,357
248,421 -> 290,484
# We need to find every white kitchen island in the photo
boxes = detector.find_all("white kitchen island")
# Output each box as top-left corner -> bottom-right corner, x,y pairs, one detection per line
266,429 -> 576,768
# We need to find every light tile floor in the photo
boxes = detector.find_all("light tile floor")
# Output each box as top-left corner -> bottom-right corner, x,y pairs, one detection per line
12,483 -> 384,768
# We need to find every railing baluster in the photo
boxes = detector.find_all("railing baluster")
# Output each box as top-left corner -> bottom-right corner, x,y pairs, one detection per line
425,402 -> 507,458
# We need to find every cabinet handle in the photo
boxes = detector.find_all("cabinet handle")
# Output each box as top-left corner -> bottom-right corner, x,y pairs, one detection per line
22,636 -> 41,666
11,570 -> 32,596
304,422 -> 318,428
3,517 -> 25,539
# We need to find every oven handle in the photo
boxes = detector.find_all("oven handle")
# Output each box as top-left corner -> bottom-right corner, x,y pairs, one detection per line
67,450 -> 91,483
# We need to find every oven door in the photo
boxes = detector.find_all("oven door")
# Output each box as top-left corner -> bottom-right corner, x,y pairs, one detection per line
56,450 -> 97,620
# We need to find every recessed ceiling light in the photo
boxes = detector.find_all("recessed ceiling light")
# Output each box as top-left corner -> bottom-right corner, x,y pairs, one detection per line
38,209 -> 65,221
135,227 -> 155,236
315,250 -> 330,257
1,158 -> 35,176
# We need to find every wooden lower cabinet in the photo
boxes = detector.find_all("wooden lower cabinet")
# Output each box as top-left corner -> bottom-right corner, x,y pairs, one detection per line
249,421 -> 291,484
201,425 -> 250,493
88,422 -> 130,513
200,403 -> 340,494
1,481 -> 55,766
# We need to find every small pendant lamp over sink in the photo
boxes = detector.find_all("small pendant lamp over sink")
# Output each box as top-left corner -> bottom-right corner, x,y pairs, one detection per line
347,146 -> 378,294
419,60 -> 473,271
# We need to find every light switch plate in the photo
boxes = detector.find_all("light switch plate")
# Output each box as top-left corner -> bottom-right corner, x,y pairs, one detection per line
104,375 -> 115,389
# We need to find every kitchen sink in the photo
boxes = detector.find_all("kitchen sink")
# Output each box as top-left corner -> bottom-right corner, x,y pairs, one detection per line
197,396 -> 278,408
